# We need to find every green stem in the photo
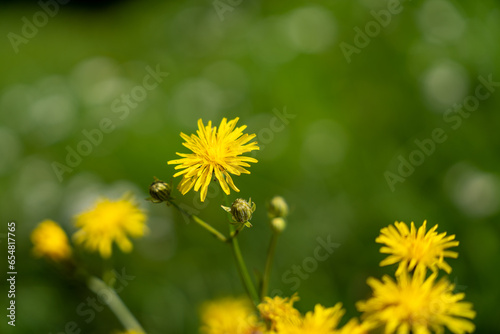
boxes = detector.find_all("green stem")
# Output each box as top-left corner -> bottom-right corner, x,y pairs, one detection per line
228,223 -> 246,240
87,276 -> 145,333
261,233 -> 279,300
224,196 -> 259,306
170,201 -> 227,242
229,224 -> 260,306
191,215 -> 228,242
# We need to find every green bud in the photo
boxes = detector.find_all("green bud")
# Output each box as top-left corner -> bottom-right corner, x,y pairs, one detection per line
268,196 -> 288,218
148,178 -> 172,203
222,198 -> 256,224
271,217 -> 286,233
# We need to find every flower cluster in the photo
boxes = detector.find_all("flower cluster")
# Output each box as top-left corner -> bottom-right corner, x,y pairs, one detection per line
30,118 -> 476,334
357,221 -> 475,334
200,293 -> 372,334
30,194 -> 148,334
199,221 -> 475,334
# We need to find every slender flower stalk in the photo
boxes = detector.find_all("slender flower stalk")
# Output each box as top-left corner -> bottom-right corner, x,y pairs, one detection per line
228,223 -> 246,240
87,276 -> 145,333
223,196 -> 259,306
169,201 -> 227,243
260,232 -> 278,300
228,222 -> 260,307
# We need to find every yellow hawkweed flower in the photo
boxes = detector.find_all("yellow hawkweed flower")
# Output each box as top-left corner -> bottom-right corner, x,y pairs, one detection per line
200,297 -> 264,334
168,118 -> 259,202
335,318 -> 373,334
31,220 -> 72,261
376,220 -> 459,276
73,196 -> 147,258
277,303 -> 345,334
356,269 -> 476,334
114,330 -> 145,334
258,293 -> 301,331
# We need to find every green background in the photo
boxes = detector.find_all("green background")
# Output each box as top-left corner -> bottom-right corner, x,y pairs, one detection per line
1,0 -> 499,333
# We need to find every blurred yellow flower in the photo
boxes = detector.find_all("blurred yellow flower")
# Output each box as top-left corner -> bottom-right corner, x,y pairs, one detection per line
200,297 -> 264,334
168,118 -> 259,202
31,220 -> 72,261
114,330 -> 145,334
277,303 -> 345,334
376,220 -> 459,276
258,293 -> 301,331
356,269 -> 475,334
334,318 -> 372,334
73,196 -> 147,258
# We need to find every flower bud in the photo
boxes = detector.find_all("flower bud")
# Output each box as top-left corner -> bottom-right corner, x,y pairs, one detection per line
268,196 -> 288,218
222,198 -> 256,224
148,178 -> 172,203
271,217 -> 286,233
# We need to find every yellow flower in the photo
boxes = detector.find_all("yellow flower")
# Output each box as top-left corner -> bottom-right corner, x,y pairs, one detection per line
258,293 -> 301,331
31,220 -> 72,261
114,330 -> 145,334
356,269 -> 476,334
277,303 -> 345,334
376,221 -> 459,276
73,195 -> 147,258
200,297 -> 264,334
168,118 -> 259,202
335,318 -> 373,334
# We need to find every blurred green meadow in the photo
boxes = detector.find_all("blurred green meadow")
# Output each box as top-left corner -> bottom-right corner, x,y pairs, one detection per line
1,0 -> 500,333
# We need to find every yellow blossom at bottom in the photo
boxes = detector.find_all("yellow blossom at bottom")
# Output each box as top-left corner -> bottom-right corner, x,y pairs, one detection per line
114,330 -> 145,334
200,297 -> 264,334
277,303 -> 345,334
73,195 -> 148,258
356,269 -> 475,334
31,220 -> 72,261
335,318 -> 373,334
258,294 -> 301,331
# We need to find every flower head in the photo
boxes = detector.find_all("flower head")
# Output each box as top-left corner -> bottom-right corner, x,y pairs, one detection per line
168,118 -> 259,202
270,217 -> 286,233
147,177 -> 172,204
31,220 -> 72,262
258,294 -> 301,331
377,221 -> 459,276
277,303 -> 345,334
200,297 -> 264,334
268,196 -> 289,218
356,269 -> 476,334
73,195 -> 147,258
335,318 -> 373,334
221,198 -> 256,225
